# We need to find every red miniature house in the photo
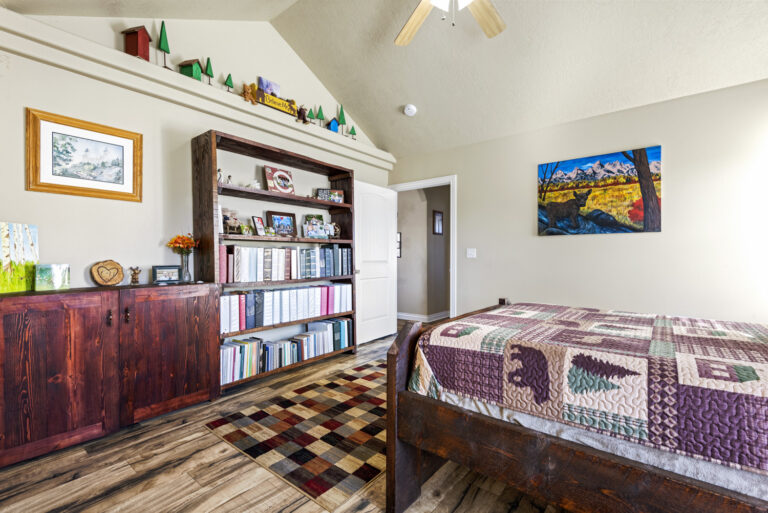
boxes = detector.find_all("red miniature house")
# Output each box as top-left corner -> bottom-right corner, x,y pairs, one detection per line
122,26 -> 152,61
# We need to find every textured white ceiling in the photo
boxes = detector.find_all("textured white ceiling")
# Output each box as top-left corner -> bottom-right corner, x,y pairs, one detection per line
2,0 -> 298,21
272,0 -> 768,157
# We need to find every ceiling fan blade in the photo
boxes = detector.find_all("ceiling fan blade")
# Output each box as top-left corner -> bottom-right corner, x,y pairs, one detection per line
467,0 -> 506,38
395,0 -> 434,46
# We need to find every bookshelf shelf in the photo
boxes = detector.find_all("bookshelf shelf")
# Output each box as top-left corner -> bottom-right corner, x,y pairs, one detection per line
192,130 -> 357,393
221,311 -> 355,339
221,346 -> 356,391
221,275 -> 354,290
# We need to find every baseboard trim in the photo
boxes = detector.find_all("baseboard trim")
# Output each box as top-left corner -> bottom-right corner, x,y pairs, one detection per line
397,311 -> 450,323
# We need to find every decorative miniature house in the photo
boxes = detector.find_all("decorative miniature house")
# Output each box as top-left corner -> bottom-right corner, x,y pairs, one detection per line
121,26 -> 152,61
179,59 -> 203,81
327,118 -> 340,133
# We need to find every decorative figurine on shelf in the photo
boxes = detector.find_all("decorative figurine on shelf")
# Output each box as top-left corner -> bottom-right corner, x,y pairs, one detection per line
166,233 -> 198,282
179,59 -> 203,81
338,105 -> 347,135
217,169 -> 223,185
224,73 -> 234,92
129,266 -> 141,285
204,57 -> 214,85
330,222 -> 341,239
307,108 -> 315,124
226,175 -> 233,185
158,21 -> 171,69
91,260 -> 124,286
297,105 -> 309,124
316,105 -> 325,127
242,83 -> 255,104
349,126 -> 357,139
240,223 -> 254,236
121,26 -> 151,61
222,208 -> 241,234
265,227 -> 276,236
327,118 -> 340,133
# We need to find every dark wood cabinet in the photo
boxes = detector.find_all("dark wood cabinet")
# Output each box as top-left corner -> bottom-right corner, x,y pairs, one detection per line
118,284 -> 219,425
0,291 -> 119,467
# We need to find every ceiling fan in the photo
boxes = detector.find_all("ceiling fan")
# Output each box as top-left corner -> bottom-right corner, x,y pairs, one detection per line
395,0 -> 505,46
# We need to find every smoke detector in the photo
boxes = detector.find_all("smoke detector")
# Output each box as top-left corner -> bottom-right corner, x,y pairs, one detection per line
403,104 -> 418,117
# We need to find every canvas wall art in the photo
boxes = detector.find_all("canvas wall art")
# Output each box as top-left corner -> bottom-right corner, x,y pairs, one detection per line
0,222 -> 39,293
35,264 -> 70,291
26,108 -> 143,202
538,146 -> 661,235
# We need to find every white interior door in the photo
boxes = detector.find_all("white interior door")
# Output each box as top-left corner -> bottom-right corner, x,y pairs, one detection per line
354,180 -> 397,343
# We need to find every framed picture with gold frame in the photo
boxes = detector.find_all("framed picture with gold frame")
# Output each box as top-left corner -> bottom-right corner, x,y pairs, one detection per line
26,108 -> 142,202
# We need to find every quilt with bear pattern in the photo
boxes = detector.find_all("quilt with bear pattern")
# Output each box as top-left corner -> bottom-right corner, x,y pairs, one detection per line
408,302 -> 768,474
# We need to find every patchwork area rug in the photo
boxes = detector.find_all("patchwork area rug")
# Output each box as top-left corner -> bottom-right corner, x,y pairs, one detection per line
205,361 -> 387,511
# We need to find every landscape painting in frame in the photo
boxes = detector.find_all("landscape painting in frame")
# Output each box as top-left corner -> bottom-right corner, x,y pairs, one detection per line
538,146 -> 661,235
0,222 -> 39,293
26,109 -> 142,202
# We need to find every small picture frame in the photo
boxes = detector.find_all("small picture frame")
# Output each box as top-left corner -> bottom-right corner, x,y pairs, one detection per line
264,166 -> 295,194
251,216 -> 266,236
433,210 -> 443,235
266,211 -> 297,237
315,188 -> 344,203
152,265 -> 182,284
397,232 -> 401,258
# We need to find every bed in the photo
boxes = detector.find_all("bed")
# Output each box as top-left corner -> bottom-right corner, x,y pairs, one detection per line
386,301 -> 768,513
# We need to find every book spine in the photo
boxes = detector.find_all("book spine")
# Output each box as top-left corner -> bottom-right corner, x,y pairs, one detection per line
239,294 -> 246,331
219,245 -> 227,283
245,292 -> 256,330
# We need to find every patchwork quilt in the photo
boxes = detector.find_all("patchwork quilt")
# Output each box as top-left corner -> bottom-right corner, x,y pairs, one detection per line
408,303 -> 768,474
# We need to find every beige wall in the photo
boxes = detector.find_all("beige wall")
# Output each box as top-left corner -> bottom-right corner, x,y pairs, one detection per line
392,79 -> 768,322
0,10 -> 393,287
426,186 -> 449,315
397,189 -> 428,316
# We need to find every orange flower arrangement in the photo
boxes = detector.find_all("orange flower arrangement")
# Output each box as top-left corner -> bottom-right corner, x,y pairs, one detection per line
166,233 -> 199,255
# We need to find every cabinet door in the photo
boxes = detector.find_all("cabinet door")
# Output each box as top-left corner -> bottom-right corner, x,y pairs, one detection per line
119,284 -> 219,426
0,291 -> 119,466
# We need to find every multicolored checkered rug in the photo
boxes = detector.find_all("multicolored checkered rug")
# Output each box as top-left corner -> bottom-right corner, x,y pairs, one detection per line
205,361 -> 387,511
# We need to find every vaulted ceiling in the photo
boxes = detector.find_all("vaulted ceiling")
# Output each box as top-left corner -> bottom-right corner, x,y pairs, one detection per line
6,0 -> 768,158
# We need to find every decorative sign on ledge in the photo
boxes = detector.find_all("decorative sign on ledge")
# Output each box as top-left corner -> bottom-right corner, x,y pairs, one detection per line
243,84 -> 298,117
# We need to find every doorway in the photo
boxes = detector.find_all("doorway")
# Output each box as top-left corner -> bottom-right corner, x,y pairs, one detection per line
390,175 -> 457,320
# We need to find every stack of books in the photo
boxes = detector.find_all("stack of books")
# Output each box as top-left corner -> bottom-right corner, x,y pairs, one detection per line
219,244 -> 353,283
220,283 -> 353,334
220,318 -> 353,385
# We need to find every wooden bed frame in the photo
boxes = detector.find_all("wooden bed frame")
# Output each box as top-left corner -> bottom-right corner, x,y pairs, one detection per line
386,302 -> 768,513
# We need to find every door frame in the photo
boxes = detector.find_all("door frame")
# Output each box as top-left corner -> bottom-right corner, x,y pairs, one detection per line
389,175 -> 457,319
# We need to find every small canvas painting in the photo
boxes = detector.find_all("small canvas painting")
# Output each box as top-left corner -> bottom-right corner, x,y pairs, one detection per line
35,264 -> 70,291
0,222 -> 40,293
538,146 -> 661,235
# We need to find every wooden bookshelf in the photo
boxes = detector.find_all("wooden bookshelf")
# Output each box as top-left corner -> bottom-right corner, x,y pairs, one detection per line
221,275 -> 354,290
221,346 -> 355,391
191,130 -> 357,392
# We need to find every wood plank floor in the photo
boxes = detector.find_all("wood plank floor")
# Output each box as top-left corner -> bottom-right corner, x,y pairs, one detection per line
0,332 -> 562,513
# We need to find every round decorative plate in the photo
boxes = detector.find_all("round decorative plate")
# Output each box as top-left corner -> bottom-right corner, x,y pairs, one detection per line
91,260 -> 124,286
272,169 -> 294,194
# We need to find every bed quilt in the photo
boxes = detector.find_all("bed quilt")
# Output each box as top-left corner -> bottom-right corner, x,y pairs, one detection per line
408,303 -> 768,474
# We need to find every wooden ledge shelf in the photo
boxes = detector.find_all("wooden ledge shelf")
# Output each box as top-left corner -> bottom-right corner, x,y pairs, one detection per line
221,234 -> 353,245
221,310 -> 355,339
221,275 -> 354,289
221,346 -> 356,391
218,184 -> 352,210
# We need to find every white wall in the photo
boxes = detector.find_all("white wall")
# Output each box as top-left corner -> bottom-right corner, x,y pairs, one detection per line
426,186 -> 449,315
391,79 -> 768,322
0,9 -> 394,287
397,189 -> 428,316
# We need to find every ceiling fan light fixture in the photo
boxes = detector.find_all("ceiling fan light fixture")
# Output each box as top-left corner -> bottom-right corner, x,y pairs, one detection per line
430,0 -> 474,11
457,0 -> 475,10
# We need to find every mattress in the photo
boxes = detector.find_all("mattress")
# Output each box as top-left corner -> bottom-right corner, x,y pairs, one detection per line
408,302 -> 768,499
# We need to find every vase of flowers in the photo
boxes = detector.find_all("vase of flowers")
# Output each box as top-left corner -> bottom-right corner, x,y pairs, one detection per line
167,233 -> 199,282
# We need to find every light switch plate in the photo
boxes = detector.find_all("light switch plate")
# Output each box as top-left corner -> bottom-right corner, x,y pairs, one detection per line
466,248 -> 477,258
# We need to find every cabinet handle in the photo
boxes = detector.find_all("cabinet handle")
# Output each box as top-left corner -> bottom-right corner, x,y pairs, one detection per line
124,308 -> 131,323
107,310 -> 113,326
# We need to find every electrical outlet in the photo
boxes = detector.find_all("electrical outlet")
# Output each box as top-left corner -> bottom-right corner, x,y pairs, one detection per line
466,248 -> 477,258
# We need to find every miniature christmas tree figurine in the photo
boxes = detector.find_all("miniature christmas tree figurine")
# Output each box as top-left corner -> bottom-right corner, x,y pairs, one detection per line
316,106 -> 325,126
224,73 -> 234,92
204,58 -> 214,85
307,108 -> 315,123
349,126 -> 357,139
158,21 -> 171,69
338,105 -> 347,134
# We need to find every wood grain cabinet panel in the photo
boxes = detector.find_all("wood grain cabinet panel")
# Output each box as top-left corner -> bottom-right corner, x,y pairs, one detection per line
118,284 -> 219,426
0,291 -> 119,466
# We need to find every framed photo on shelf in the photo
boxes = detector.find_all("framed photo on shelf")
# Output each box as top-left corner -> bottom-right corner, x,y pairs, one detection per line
152,265 -> 182,284
315,188 -> 344,203
264,166 -> 295,194
266,211 -> 297,237
26,108 -> 142,202
251,216 -> 266,236
433,210 -> 443,235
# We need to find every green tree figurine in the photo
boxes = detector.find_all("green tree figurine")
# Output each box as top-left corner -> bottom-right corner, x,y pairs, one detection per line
349,126 -> 357,139
338,105 -> 347,133
204,58 -> 213,85
316,106 -> 325,126
307,108 -> 315,122
158,21 -> 170,69
224,73 -> 234,92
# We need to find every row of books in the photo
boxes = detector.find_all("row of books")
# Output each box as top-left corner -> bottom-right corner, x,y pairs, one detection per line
220,318 -> 353,385
219,245 -> 353,283
220,284 -> 353,334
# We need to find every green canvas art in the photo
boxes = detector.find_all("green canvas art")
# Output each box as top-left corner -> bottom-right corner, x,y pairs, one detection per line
0,222 -> 39,293
35,264 -> 70,291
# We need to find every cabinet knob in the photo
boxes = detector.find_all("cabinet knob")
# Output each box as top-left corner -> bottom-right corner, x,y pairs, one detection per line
106,310 -> 113,326
124,308 -> 131,323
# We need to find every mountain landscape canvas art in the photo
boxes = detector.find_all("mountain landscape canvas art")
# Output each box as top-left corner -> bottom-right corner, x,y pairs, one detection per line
538,146 -> 661,235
